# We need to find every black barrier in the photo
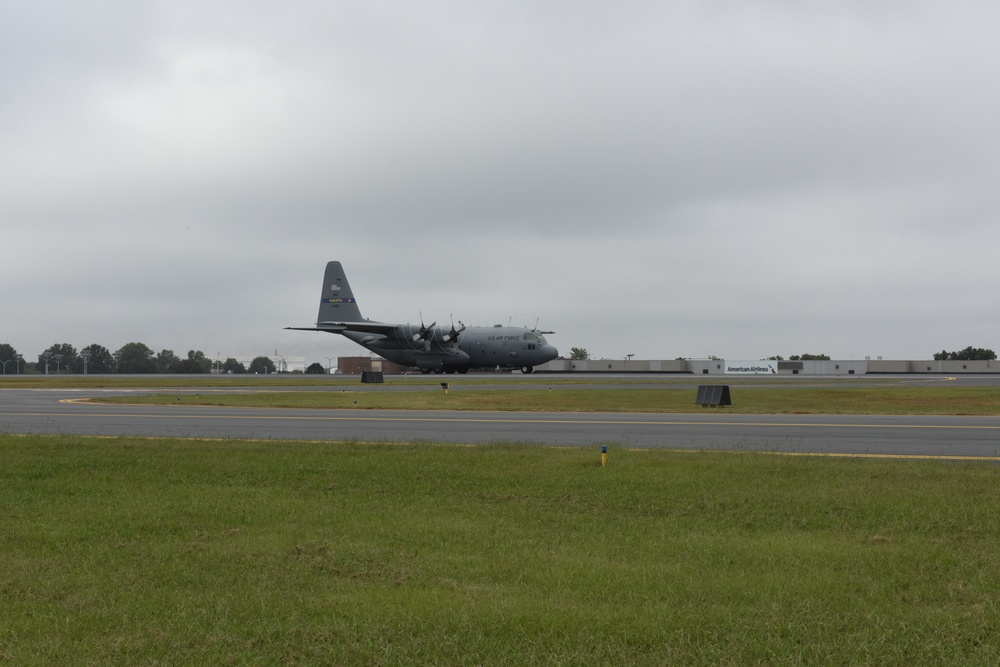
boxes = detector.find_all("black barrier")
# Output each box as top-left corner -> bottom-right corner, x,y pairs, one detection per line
361,371 -> 384,384
696,385 -> 731,407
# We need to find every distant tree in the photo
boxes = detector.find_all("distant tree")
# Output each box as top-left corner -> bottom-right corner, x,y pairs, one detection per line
171,350 -> 212,374
767,355 -> 784,361
305,362 -> 326,374
569,347 -> 589,360
0,343 -> 21,374
38,343 -> 78,374
171,354 -> 196,373
248,356 -> 276,374
74,344 -> 115,374
789,354 -> 830,361
116,342 -> 156,373
190,350 -> 212,373
221,358 -> 246,374
933,347 -> 996,361
154,349 -> 180,373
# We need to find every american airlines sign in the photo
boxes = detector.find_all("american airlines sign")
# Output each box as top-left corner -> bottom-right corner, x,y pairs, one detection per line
725,361 -> 776,375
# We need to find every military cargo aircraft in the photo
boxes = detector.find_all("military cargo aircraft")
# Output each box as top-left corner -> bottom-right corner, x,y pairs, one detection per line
287,261 -> 559,374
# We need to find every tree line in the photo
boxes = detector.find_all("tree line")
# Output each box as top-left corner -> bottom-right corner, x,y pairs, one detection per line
932,347 -> 997,361
0,342 -> 299,375
767,354 -> 832,361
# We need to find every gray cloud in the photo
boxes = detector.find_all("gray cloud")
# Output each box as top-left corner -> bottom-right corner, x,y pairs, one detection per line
3,1 -> 998,364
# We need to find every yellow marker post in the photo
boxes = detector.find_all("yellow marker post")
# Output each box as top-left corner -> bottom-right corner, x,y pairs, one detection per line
441,382 -> 449,395
601,445 -> 607,467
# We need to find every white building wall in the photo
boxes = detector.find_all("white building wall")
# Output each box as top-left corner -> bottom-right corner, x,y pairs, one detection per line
537,358 -> 1000,375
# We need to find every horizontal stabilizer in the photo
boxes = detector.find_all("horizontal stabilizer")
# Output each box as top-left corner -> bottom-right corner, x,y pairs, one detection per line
319,321 -> 397,334
285,321 -> 398,335
284,325 -> 346,332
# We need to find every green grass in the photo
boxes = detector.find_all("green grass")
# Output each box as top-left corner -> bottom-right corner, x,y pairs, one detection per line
94,384 -> 1000,415
0,374 -> 696,389
0,373 -> 900,390
3,434 -> 1000,664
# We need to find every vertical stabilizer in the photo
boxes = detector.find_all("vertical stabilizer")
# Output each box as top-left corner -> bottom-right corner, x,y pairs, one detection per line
317,261 -> 365,323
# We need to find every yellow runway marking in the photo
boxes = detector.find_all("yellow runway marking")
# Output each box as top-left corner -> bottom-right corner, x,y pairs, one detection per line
658,449 -> 1000,462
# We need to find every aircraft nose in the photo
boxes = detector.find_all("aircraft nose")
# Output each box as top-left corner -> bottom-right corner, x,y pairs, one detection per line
543,345 -> 559,360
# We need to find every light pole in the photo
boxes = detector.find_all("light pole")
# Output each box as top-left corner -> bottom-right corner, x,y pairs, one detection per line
53,354 -> 64,375
81,349 -> 91,375
42,352 -> 51,375
325,356 -> 335,374
1,358 -> 14,375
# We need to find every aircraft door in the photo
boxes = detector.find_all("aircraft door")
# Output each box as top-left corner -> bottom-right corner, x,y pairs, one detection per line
461,337 -> 484,366
474,340 -> 487,366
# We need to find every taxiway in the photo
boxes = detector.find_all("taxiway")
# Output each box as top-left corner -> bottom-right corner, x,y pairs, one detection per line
2,375 -> 999,459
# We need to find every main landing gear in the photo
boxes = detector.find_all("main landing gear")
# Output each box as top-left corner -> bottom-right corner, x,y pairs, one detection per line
521,366 -> 534,374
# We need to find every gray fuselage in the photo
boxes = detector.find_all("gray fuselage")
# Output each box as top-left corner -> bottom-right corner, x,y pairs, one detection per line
341,324 -> 557,373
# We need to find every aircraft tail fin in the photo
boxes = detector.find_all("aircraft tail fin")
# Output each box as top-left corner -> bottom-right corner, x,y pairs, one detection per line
316,261 -> 365,324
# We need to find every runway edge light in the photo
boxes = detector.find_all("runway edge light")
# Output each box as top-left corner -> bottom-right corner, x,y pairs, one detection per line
601,444 -> 607,467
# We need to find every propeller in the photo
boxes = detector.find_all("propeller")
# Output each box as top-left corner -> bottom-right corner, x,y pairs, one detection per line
410,314 -> 437,351
412,313 -> 436,342
441,315 -> 465,343
410,314 -> 467,351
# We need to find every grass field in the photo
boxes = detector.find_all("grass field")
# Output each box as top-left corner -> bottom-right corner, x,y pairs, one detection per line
0,373 -> 899,390
92,384 -> 1000,415
1,374 -> 700,390
4,434 -> 1000,664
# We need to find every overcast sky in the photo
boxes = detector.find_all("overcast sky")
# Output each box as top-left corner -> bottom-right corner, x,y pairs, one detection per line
3,1 -> 998,365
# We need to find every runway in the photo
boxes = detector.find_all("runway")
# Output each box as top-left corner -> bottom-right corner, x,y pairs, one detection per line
3,378 -> 1000,459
